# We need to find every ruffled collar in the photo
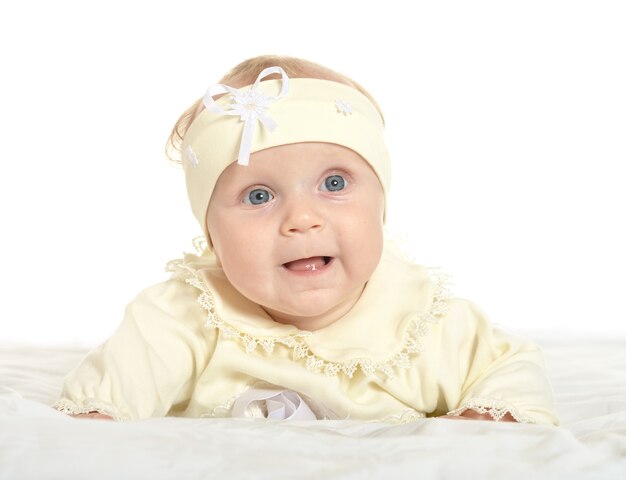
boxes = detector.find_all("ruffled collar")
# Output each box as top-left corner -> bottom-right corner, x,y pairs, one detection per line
166,240 -> 449,379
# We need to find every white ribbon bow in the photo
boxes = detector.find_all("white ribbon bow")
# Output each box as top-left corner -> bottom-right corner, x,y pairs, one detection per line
202,66 -> 289,166
231,388 -> 317,421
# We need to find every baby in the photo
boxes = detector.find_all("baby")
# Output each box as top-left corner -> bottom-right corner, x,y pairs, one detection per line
55,55 -> 559,424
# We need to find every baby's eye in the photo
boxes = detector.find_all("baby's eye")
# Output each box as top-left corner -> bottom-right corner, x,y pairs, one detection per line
321,175 -> 347,192
244,188 -> 274,205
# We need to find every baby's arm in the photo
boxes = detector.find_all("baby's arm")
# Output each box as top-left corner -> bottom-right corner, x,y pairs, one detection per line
437,298 -> 558,425
55,279 -> 215,421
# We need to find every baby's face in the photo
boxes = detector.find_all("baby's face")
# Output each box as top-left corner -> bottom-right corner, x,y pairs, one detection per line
207,142 -> 384,330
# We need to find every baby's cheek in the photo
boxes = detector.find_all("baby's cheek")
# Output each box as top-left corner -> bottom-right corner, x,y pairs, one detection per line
343,218 -> 383,274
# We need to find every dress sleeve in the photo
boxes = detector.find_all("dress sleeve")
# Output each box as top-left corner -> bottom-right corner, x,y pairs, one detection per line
53,278 -> 217,420
436,298 -> 559,425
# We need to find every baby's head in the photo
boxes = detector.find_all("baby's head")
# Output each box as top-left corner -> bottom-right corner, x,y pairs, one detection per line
168,55 -> 390,329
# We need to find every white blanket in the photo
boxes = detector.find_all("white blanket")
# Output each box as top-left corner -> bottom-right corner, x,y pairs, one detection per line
1,340 -> 625,479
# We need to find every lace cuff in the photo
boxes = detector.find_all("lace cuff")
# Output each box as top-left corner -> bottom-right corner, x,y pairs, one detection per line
53,398 -> 128,421
446,398 -> 533,423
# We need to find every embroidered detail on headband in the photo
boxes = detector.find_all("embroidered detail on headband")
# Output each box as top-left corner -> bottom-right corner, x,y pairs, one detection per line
202,66 -> 289,166
335,99 -> 352,115
185,146 -> 199,168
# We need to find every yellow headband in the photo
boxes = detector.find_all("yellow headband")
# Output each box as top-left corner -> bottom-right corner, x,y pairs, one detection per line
182,67 -> 390,242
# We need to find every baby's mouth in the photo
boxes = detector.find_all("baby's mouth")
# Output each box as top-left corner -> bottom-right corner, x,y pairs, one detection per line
282,256 -> 333,272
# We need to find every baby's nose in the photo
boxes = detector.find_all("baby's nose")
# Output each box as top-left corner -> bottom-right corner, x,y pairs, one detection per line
280,203 -> 325,236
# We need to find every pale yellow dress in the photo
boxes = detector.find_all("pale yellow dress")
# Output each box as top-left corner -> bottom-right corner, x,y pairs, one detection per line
54,242 -> 559,425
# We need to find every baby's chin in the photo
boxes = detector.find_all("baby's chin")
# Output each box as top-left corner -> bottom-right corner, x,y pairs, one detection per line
264,309 -> 339,331
261,291 -> 363,331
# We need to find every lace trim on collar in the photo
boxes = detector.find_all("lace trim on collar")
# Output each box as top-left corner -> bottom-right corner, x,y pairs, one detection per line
165,256 -> 450,380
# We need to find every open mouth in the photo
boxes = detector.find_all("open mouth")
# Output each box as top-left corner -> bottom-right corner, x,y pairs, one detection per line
282,256 -> 333,272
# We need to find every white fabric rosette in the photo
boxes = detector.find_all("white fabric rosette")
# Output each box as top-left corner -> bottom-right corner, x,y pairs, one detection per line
231,389 -> 317,421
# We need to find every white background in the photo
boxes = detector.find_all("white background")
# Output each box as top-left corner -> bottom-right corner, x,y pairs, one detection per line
0,0 -> 624,346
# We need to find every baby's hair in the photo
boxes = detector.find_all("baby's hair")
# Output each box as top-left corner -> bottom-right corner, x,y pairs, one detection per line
165,54 -> 384,165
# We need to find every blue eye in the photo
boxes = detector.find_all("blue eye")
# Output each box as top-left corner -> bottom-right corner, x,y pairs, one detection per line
244,188 -> 274,205
322,175 -> 347,192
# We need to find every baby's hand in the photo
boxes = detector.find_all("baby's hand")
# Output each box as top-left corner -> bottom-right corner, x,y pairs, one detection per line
71,412 -> 114,420
440,411 -> 517,422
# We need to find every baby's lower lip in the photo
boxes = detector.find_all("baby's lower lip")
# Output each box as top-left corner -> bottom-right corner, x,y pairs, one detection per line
282,256 -> 334,274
